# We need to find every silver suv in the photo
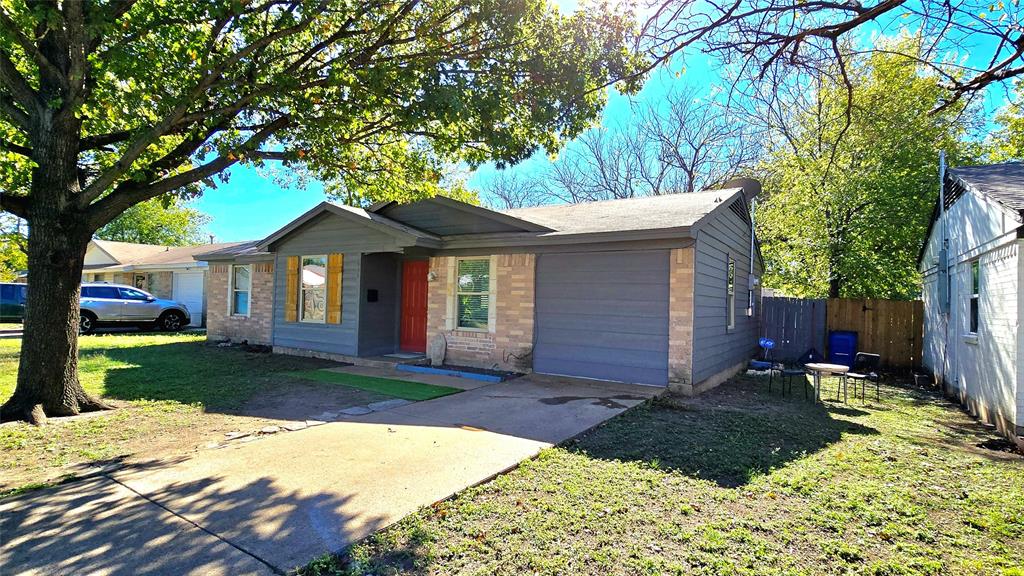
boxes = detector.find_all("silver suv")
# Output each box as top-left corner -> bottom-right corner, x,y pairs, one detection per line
79,283 -> 191,334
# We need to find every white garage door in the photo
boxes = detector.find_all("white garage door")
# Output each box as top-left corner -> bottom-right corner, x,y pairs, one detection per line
534,251 -> 670,386
172,271 -> 205,327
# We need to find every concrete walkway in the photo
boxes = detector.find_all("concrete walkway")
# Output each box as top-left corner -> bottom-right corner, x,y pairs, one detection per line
1,374 -> 656,575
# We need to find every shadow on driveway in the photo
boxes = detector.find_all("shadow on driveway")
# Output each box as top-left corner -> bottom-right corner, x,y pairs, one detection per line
1,456 -> 386,576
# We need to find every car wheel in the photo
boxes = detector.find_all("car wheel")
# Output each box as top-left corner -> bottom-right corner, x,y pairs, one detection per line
159,310 -> 186,332
79,311 -> 97,335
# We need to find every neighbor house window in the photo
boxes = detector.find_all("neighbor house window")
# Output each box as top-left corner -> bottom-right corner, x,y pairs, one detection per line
300,255 -> 327,323
727,256 -> 736,329
456,258 -> 490,329
230,265 -> 251,316
969,260 -> 980,334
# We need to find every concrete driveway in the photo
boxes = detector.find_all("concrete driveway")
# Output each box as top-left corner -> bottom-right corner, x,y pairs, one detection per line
1,373 -> 656,575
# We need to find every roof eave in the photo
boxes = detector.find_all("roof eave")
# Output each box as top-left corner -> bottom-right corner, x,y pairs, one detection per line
439,226 -> 694,250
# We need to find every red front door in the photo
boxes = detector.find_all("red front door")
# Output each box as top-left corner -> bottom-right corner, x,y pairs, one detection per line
400,260 -> 429,352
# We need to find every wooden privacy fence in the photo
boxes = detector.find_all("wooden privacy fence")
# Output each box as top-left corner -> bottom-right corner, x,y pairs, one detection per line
760,297 -> 826,363
761,297 -> 924,368
826,298 -> 923,369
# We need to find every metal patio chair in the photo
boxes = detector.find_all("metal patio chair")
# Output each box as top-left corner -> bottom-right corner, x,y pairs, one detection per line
845,352 -> 881,401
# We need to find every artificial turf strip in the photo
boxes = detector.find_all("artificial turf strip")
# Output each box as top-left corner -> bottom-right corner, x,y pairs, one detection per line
285,369 -> 461,401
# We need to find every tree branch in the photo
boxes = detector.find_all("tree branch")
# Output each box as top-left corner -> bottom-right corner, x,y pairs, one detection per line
86,116 -> 290,230
1,194 -> 29,219
0,138 -> 32,156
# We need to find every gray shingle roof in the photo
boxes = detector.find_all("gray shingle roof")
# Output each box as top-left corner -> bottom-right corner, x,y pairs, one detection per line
950,162 -> 1024,211
501,188 -> 743,235
193,240 -> 267,261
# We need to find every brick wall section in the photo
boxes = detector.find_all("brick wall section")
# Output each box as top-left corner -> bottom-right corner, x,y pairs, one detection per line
207,262 -> 274,345
426,254 -> 535,372
147,271 -> 173,299
668,246 -> 695,393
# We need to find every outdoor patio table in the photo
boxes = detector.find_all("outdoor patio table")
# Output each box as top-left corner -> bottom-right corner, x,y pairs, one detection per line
804,362 -> 850,403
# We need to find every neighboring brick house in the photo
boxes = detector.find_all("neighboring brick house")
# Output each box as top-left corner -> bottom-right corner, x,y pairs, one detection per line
82,239 -> 248,327
920,161 -> 1024,445
196,182 -> 763,394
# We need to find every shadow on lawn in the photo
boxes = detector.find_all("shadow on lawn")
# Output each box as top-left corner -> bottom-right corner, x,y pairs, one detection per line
2,456 -> 386,575
566,377 -> 879,488
92,341 -> 339,411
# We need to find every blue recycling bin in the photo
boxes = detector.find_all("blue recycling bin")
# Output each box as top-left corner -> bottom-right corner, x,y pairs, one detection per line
828,330 -> 858,368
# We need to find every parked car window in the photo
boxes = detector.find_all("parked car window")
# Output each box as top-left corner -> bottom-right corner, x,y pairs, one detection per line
82,286 -> 120,299
969,260 -> 980,334
231,265 -> 251,316
119,287 -> 150,300
300,256 -> 326,322
1,284 -> 15,300
456,258 -> 490,329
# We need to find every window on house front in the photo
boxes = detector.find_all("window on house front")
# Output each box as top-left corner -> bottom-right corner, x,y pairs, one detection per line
230,265 -> 251,316
457,258 -> 490,329
969,260 -> 979,334
300,255 -> 327,323
727,256 -> 736,329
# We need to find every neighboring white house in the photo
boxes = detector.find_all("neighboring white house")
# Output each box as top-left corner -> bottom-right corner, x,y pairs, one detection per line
919,161 -> 1024,445
82,239 -> 247,327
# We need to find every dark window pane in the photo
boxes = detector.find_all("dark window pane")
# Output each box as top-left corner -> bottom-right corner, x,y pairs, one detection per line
457,259 -> 489,293
81,287 -> 93,298
458,294 -> 489,329
971,261 -> 980,294
970,297 -> 979,333
87,286 -> 119,299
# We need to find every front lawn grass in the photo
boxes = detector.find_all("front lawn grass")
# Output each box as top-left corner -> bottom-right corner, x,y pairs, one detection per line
305,375 -> 1024,576
286,369 -> 461,401
0,333 -> 338,494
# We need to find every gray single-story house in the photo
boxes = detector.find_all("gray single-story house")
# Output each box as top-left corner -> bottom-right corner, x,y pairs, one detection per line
920,161 -> 1024,444
196,181 -> 764,394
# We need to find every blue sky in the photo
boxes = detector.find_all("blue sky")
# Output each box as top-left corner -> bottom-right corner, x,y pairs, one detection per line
194,3 -> 1015,242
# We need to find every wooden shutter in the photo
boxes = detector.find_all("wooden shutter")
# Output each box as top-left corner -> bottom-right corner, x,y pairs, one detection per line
326,253 -> 344,324
285,256 -> 299,322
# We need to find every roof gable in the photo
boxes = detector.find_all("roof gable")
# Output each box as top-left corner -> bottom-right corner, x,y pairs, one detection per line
258,202 -> 440,251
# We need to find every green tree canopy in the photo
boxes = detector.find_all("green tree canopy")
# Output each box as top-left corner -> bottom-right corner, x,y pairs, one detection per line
989,81 -> 1024,162
0,0 -> 644,423
95,198 -> 211,246
756,45 -> 981,299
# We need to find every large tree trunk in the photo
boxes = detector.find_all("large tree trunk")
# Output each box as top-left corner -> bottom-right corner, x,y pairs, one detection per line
0,216 -> 110,424
1,124 -> 112,425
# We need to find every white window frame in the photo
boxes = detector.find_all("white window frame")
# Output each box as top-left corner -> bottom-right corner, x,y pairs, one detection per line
454,257 -> 494,332
300,254 -> 328,324
228,264 -> 252,317
967,259 -> 980,337
726,255 -> 736,330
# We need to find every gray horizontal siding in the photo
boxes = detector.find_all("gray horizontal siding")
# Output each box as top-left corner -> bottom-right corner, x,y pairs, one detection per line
274,212 -> 407,255
272,252 -> 361,356
271,212 -> 405,356
691,202 -> 761,384
380,200 -> 523,235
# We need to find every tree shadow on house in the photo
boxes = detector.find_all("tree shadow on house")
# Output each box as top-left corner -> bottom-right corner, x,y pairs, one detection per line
564,375 -> 879,488
1,456 -> 387,576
